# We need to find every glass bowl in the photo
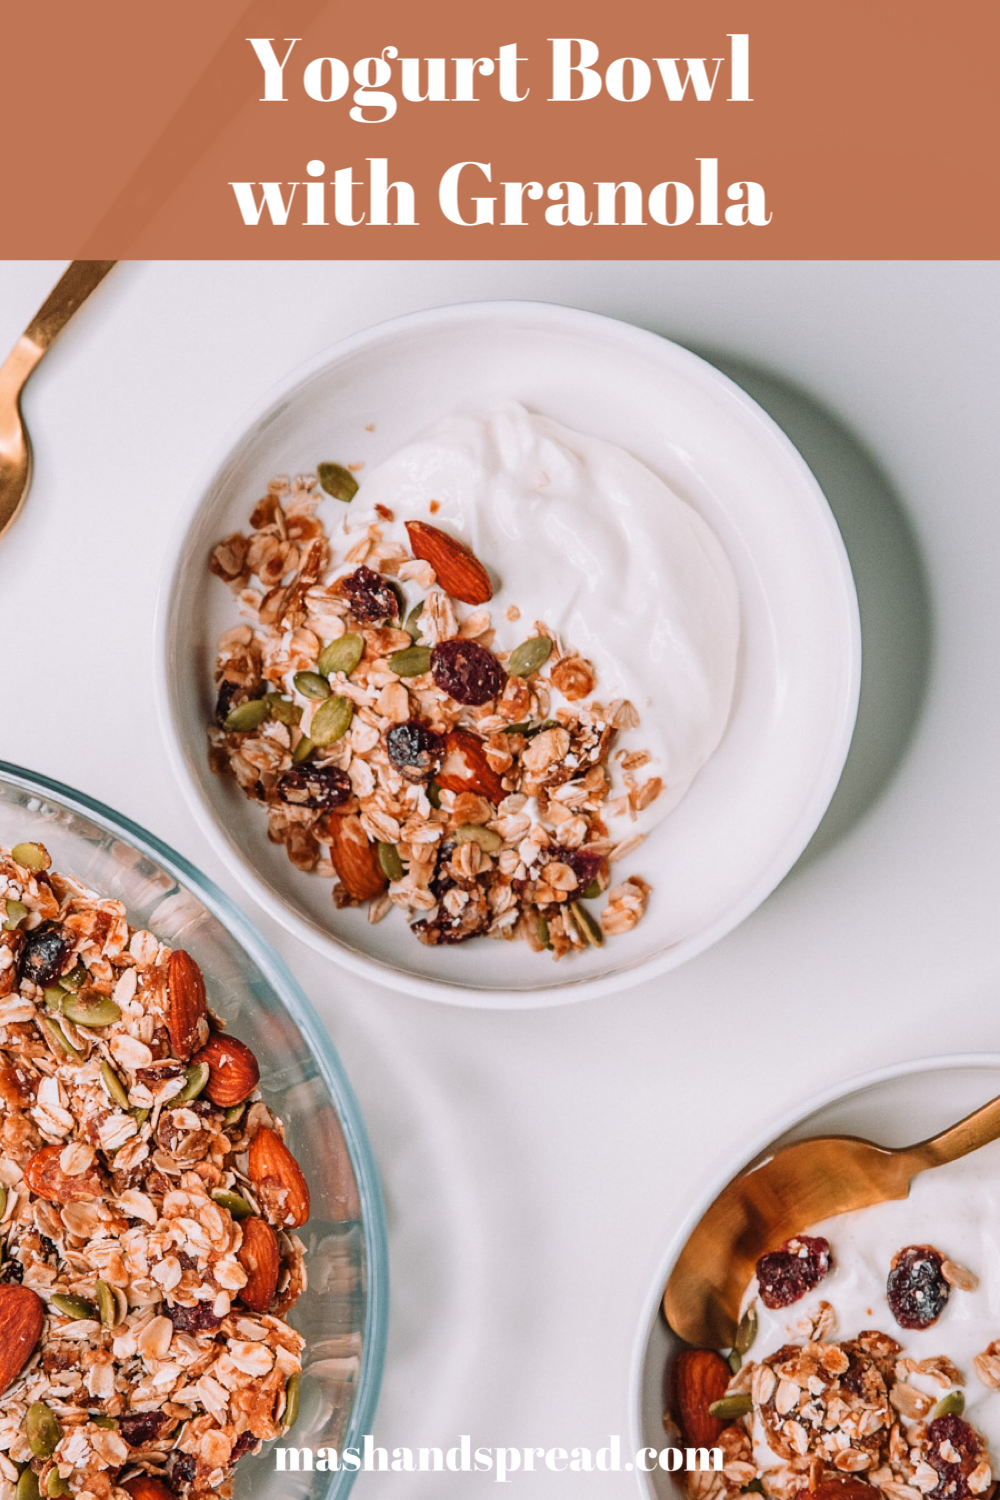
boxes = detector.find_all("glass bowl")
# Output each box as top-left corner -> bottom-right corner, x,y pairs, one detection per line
0,761 -> 388,1500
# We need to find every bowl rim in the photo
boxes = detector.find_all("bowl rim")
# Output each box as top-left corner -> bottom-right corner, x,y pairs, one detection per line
0,757 -> 389,1495
627,1050 -> 1000,1494
154,297 -> 862,1006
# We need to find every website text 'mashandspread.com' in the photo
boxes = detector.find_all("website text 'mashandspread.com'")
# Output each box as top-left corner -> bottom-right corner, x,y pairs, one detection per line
275,1435 -> 722,1482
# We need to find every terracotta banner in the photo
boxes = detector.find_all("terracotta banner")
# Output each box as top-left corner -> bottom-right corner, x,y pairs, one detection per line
2,0 -> 997,257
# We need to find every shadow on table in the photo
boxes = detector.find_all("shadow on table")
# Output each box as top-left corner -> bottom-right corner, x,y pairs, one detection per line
688,347 -> 934,875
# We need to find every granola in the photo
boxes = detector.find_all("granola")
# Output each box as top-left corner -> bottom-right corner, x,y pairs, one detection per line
207,470 -> 655,956
0,842 -> 307,1500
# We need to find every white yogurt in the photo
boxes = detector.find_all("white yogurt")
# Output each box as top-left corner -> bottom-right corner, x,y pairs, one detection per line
744,1140 -> 1000,1462
354,403 -> 740,819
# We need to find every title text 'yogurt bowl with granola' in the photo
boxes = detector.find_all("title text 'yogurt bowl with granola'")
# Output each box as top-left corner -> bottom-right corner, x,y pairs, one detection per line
158,302 -> 861,1005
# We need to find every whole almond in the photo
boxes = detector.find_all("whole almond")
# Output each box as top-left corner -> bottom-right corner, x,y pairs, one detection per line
123,1479 -> 176,1500
328,814 -> 388,902
405,520 -> 494,606
674,1347 -> 732,1448
193,1033 -> 260,1107
166,950 -> 209,1060
24,1144 -> 104,1203
0,1285 -> 45,1394
248,1126 -> 311,1228
237,1216 -> 280,1313
437,728 -> 506,803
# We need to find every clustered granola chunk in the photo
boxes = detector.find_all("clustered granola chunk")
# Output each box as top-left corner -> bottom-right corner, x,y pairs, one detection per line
0,842 -> 307,1500
208,474 -> 655,957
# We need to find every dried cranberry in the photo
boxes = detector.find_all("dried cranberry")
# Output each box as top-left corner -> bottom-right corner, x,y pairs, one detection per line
412,841 -> 492,945
165,1302 -> 222,1333
276,763 -> 351,809
926,1416 -> 985,1500
431,638 -> 505,705
17,921 -> 75,987
172,1454 -> 197,1486
756,1235 -> 832,1308
547,845 -> 606,889
887,1244 -> 950,1329
339,565 -> 399,622
231,1432 -> 260,1461
0,1256 -> 23,1283
119,1410 -> 168,1446
386,720 -> 446,781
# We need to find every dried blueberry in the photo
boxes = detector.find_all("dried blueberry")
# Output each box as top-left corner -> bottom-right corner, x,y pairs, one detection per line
386,720 -> 445,782
214,680 -> 239,726
275,763 -> 352,810
172,1454 -> 197,1486
887,1244 -> 950,1329
119,1410 -> 168,1446
339,565 -> 399,622
431,638 -> 505,706
18,920 -> 75,987
756,1235 -> 832,1309
0,1255 -> 23,1283
926,1415 -> 985,1500
231,1431 -> 260,1461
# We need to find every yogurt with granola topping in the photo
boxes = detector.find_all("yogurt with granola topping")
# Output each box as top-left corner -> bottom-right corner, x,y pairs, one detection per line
740,1140 -> 1000,1471
355,402 -> 740,820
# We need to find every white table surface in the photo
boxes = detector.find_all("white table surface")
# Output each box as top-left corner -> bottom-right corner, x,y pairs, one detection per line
1,260 -> 997,1495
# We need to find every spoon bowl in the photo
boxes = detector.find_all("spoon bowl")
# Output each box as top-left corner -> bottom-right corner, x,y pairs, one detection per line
0,346 -> 32,534
663,1086 -> 1000,1349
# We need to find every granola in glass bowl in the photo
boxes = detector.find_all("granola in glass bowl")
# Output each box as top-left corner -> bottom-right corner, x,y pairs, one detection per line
0,839 -> 308,1500
207,471 -> 656,959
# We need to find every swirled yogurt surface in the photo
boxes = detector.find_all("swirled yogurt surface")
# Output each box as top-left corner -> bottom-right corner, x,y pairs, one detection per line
743,1139 -> 1000,1463
357,402 -> 740,820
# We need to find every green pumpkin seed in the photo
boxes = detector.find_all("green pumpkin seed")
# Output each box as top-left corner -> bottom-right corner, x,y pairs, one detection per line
735,1305 -> 758,1356
403,600 -> 424,641
222,1104 -> 245,1126
318,633 -> 364,678
131,1107 -> 150,1128
175,1061 -> 210,1104
100,1061 -> 130,1110
11,842 -> 49,873
317,462 -> 358,503
25,1403 -> 62,1459
44,1471 -> 69,1499
708,1393 -> 753,1420
50,1293 -> 99,1322
309,695 -> 354,746
569,901 -> 603,948
389,645 -> 432,678
292,735 -> 315,764
933,1390 -> 965,1419
16,1465 -> 41,1500
58,962 -> 86,991
89,1417 -> 119,1431
377,842 -> 405,882
42,987 -> 65,1014
507,635 -> 553,678
728,1350 -> 742,1374
501,721 -> 532,735
224,697 -> 270,733
266,694 -> 302,726
61,992 -> 121,1028
427,781 -> 441,809
3,898 -> 28,930
213,1189 -> 254,1220
580,879 -> 602,900
453,824 -> 503,854
95,1280 -> 117,1330
743,1481 -> 765,1494
283,1372 -> 300,1431
293,670 -> 330,702
40,1018 -> 80,1061
536,917 -> 552,950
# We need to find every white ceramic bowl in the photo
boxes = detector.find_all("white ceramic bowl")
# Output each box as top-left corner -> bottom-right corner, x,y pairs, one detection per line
157,301 -> 860,1007
630,1053 -> 1000,1498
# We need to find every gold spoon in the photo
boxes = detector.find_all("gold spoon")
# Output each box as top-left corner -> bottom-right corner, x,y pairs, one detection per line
663,1089 -> 1000,1349
0,261 -> 116,542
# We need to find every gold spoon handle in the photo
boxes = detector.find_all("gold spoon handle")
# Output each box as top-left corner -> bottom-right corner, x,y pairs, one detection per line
909,1092 -> 1000,1171
23,260 -> 116,356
